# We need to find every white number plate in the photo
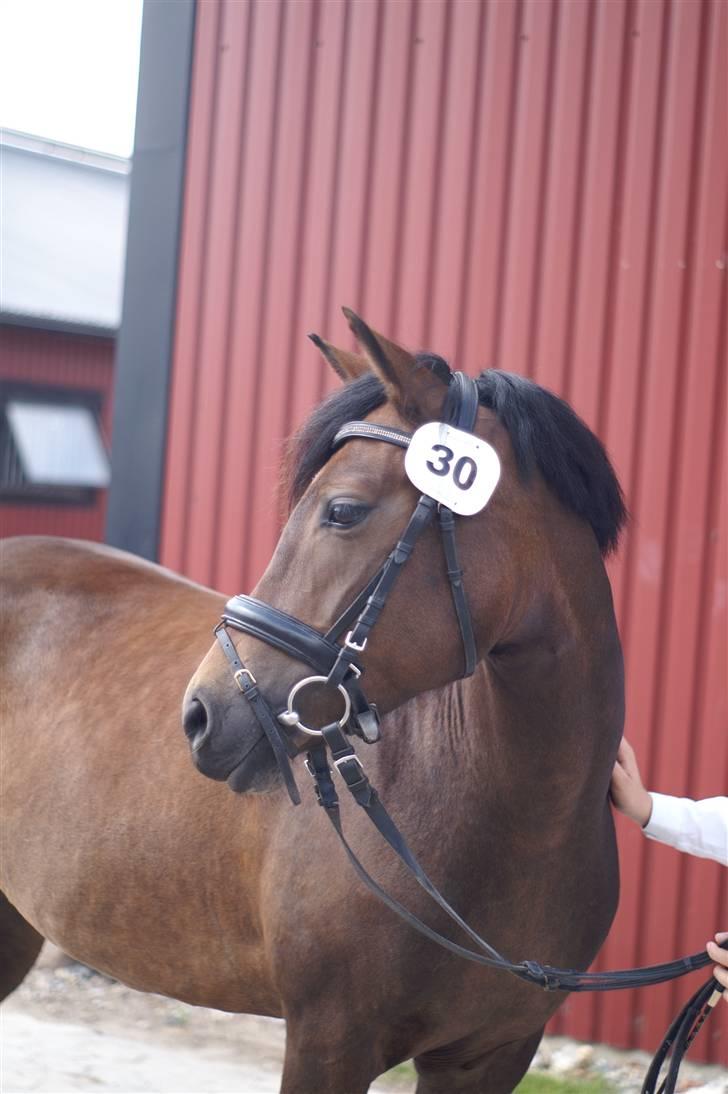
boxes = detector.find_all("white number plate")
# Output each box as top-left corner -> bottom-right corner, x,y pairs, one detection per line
404,422 -> 500,515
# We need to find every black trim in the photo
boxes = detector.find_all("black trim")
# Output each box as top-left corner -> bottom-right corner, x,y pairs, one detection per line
0,314 -> 117,339
105,0 -> 196,560
0,381 -> 104,409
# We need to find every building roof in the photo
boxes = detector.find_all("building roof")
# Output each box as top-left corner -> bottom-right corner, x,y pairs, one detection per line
0,129 -> 130,334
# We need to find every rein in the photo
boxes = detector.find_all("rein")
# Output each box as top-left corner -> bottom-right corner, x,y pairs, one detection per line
214,372 -> 724,1094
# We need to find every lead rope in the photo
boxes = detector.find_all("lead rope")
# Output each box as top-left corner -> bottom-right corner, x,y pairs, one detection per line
307,726 -> 715,989
642,978 -> 725,1094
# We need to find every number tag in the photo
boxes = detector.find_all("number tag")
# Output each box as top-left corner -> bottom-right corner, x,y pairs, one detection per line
404,422 -> 500,515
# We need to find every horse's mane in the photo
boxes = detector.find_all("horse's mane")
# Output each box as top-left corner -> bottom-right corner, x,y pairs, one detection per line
287,359 -> 627,556
476,369 -> 627,555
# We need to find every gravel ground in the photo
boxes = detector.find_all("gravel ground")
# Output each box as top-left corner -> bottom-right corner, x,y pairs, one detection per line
1,947 -> 726,1094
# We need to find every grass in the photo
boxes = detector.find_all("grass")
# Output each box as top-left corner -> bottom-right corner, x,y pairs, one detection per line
381,1062 -> 614,1093
516,1074 -> 613,1093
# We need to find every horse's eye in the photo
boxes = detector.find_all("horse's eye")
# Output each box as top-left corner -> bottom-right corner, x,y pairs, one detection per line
326,500 -> 369,528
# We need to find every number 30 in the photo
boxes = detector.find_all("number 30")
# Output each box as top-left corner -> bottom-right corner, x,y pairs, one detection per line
426,445 -> 478,491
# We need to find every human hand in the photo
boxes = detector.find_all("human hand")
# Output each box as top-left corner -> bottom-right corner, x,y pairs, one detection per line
706,933 -> 728,1003
610,737 -> 653,828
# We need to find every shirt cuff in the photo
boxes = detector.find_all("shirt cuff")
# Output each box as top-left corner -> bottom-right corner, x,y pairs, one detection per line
642,792 -> 677,840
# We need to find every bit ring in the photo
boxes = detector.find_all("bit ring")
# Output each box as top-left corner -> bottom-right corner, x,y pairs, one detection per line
277,675 -> 351,737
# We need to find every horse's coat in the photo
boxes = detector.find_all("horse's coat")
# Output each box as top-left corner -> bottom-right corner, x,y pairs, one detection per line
0,315 -> 626,1092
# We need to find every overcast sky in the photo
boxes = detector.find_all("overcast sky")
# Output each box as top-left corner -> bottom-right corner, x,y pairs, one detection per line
0,0 -> 143,157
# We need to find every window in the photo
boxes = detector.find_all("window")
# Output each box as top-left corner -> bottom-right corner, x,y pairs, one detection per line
0,385 -> 110,504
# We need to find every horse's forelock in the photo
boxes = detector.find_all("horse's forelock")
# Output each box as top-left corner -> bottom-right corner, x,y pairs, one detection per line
285,354 -> 452,511
284,374 -> 387,511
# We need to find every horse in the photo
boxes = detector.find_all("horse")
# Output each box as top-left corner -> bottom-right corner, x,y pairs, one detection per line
0,311 -> 627,1093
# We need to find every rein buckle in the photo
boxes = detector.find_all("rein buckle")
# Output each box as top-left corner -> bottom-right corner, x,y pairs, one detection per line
333,752 -> 363,775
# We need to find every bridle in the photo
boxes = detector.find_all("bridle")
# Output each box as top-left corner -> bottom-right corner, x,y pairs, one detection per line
214,370 -> 480,803
213,372 -> 724,1093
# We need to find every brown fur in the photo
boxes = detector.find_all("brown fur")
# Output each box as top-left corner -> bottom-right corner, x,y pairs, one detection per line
0,319 -> 624,1092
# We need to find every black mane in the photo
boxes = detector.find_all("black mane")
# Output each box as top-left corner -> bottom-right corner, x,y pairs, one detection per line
476,370 -> 626,555
287,364 -> 626,556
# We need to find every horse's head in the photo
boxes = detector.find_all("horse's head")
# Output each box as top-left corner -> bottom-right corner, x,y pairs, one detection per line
183,309 -> 626,797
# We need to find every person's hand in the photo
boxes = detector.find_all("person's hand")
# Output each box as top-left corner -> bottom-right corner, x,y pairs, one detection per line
610,737 -> 653,827
706,933 -> 728,1003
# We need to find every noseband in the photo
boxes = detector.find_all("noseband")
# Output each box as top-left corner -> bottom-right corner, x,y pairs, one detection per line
215,371 -> 480,804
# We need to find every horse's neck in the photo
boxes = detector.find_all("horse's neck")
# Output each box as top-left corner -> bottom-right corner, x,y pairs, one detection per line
380,620 -> 623,838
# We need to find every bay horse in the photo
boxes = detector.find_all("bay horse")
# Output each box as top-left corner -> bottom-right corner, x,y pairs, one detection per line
0,312 -> 627,1093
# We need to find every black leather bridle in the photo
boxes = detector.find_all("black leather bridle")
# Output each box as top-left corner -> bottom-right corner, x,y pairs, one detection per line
212,372 -> 724,1092
215,371 -> 480,803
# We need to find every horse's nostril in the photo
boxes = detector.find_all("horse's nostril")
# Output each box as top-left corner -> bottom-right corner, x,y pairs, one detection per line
183,697 -> 211,752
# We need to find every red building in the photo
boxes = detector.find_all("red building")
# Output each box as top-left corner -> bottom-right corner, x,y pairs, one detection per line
0,131 -> 128,541
109,0 -> 725,1061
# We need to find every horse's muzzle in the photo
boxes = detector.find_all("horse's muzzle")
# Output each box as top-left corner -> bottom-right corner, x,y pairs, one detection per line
183,685 -> 286,796
183,688 -> 246,782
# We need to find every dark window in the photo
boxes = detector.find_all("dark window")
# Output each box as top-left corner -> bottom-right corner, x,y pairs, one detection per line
0,384 -> 110,504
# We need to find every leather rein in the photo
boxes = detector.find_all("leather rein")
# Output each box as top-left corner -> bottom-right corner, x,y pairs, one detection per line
213,373 -> 724,1093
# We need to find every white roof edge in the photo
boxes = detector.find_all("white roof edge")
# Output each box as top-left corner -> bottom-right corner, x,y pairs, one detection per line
0,127 -> 131,175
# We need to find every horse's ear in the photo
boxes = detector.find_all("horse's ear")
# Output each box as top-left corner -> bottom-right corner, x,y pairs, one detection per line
342,307 -> 451,421
308,333 -> 369,383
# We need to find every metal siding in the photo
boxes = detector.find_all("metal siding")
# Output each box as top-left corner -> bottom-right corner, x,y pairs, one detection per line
161,0 -> 727,1060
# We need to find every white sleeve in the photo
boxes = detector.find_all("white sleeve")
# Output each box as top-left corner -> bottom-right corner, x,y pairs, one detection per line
643,794 -> 728,866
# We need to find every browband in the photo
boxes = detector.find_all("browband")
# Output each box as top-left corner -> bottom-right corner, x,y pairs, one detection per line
331,372 -> 479,452
333,422 -> 411,450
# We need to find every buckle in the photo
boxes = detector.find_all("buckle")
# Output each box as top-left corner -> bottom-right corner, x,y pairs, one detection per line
345,630 -> 368,652
332,752 -> 371,801
333,752 -> 364,775
234,667 -> 256,692
303,754 -> 340,810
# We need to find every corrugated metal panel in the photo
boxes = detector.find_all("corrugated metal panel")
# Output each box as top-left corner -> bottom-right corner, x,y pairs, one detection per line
0,325 -> 114,541
161,0 -> 726,1061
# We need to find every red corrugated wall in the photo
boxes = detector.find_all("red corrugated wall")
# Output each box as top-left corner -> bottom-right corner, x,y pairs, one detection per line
0,325 -> 114,541
161,0 -> 726,1061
